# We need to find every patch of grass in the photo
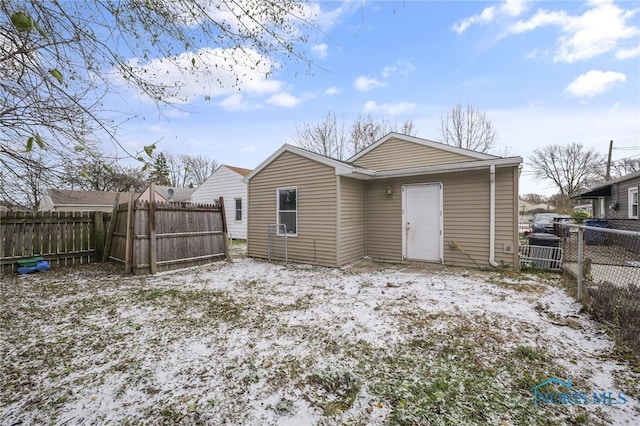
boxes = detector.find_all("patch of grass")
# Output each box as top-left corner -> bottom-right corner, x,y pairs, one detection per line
273,397 -> 297,416
511,345 -> 549,363
307,369 -> 361,415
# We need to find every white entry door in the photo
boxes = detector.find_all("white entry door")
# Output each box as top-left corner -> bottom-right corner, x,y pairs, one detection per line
402,183 -> 443,262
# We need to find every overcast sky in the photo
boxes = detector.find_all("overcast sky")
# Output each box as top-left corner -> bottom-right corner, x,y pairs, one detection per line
109,0 -> 640,196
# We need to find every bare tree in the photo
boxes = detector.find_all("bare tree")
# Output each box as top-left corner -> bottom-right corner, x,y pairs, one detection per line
520,193 -> 548,205
294,111 -> 417,160
62,157 -> 148,193
440,103 -> 498,153
293,111 -> 349,160
528,143 -> 605,201
164,153 -> 218,187
350,114 -> 417,154
185,155 -> 219,186
0,151 -> 61,211
166,153 -> 191,188
610,158 -> 640,179
1,1 -> 316,205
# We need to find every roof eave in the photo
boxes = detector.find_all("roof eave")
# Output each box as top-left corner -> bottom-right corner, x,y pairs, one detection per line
373,157 -> 523,178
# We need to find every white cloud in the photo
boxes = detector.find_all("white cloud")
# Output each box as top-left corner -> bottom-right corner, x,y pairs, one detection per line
363,100 -> 415,116
122,47 -> 282,104
509,0 -> 639,63
219,94 -> 250,111
324,86 -> 341,95
381,60 -> 416,78
242,145 -> 258,153
354,76 -> 386,92
616,44 -> 640,59
311,43 -> 328,59
564,70 -> 626,98
453,6 -> 496,34
453,0 -> 529,33
267,92 -> 302,108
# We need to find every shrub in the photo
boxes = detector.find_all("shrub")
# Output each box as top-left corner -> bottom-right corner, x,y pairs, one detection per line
588,282 -> 640,362
571,211 -> 590,224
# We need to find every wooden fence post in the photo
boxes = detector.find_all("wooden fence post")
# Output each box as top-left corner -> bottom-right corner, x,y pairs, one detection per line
219,196 -> 230,261
93,211 -> 104,262
149,183 -> 157,274
102,193 -> 120,262
124,187 -> 135,274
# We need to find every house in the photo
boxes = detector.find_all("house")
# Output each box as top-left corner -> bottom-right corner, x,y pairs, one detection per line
518,199 -> 554,214
245,133 -> 523,269
137,185 -> 194,203
575,171 -> 639,234
191,165 -> 251,240
39,189 -> 131,212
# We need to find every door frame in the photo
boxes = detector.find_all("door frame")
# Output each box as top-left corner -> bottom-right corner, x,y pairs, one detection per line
401,182 -> 444,262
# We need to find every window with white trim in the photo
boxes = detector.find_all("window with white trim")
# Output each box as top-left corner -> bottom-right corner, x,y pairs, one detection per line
277,187 -> 297,235
235,198 -> 242,221
629,187 -> 638,219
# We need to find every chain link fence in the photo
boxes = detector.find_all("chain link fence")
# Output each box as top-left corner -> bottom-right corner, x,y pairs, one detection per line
558,221 -> 639,289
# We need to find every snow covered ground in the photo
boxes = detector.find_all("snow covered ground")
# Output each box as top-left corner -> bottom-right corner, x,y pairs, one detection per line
1,258 -> 638,425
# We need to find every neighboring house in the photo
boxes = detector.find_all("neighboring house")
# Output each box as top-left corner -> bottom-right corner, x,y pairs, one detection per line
40,189 -> 131,212
245,132 -> 523,269
137,185 -> 194,203
576,171 -> 640,221
518,200 -> 554,214
191,165 -> 252,240
573,203 -> 593,217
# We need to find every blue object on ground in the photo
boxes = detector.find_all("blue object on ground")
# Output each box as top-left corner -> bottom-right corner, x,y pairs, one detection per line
584,219 -> 607,245
17,259 -> 50,274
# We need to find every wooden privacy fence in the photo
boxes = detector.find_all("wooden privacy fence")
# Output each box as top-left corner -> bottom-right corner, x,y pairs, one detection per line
0,211 -> 110,274
108,194 -> 229,275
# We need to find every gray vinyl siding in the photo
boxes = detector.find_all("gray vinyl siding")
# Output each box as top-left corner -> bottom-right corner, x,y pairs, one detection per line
353,137 -> 478,171
247,151 -> 338,267
338,177 -> 365,265
603,176 -> 640,220
365,166 -> 519,269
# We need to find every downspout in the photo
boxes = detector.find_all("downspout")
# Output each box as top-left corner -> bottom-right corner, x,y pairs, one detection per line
489,165 -> 499,267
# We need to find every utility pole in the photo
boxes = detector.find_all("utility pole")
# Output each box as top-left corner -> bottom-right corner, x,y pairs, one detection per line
605,140 -> 613,181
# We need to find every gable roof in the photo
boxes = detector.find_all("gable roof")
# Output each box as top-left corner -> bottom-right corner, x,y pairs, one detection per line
45,189 -> 129,206
576,170 -> 640,199
245,142 -> 522,183
223,165 -> 252,177
244,144 -> 376,182
153,185 -> 194,202
348,132 -> 499,163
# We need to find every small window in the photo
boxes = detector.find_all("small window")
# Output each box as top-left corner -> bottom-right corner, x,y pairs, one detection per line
277,187 -> 297,235
629,188 -> 638,219
235,198 -> 242,221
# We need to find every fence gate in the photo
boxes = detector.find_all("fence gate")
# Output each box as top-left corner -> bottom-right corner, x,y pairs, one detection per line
108,188 -> 229,274
267,224 -> 288,262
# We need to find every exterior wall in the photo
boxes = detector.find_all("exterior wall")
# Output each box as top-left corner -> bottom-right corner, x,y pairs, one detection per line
602,177 -> 640,220
337,177 -> 365,266
248,151 -> 338,267
137,188 -> 168,203
365,166 -> 519,269
191,166 -> 248,239
353,137 -> 479,171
